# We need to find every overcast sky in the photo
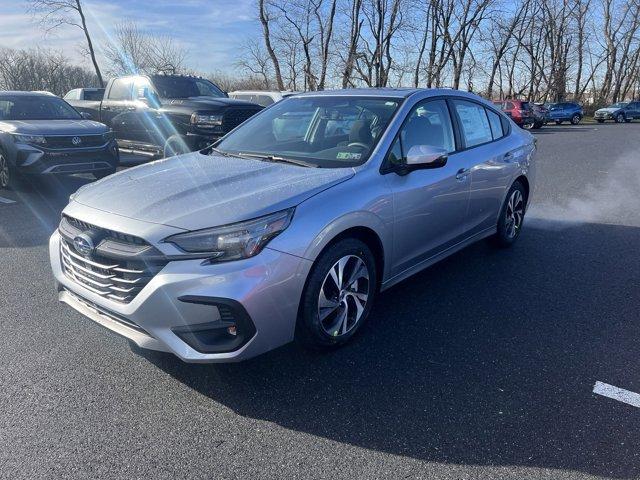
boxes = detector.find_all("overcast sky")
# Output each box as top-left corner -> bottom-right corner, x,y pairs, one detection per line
1,0 -> 261,73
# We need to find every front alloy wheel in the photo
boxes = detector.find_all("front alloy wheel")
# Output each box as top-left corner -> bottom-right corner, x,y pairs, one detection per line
318,255 -> 370,337
0,153 -> 11,189
615,113 -> 625,123
297,238 -> 377,348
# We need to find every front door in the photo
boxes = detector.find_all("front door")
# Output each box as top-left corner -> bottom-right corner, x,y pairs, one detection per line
384,98 -> 470,277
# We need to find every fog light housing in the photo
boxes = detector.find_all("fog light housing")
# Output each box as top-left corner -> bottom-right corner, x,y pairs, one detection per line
173,296 -> 256,354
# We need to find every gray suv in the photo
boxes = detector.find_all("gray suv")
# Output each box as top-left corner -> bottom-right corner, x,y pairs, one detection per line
50,88 -> 537,362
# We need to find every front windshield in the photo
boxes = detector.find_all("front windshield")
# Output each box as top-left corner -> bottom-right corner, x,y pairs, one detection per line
215,96 -> 402,168
150,76 -> 225,99
0,95 -> 81,121
610,102 -> 628,108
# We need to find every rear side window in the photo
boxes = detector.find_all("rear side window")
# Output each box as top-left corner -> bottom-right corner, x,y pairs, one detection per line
64,89 -> 79,100
108,79 -> 133,100
84,89 -> 104,101
505,102 -> 515,110
255,95 -> 275,107
486,109 -> 504,140
452,99 -> 493,148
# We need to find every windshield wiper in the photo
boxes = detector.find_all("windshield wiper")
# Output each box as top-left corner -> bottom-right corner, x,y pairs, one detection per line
236,152 -> 317,168
209,147 -> 242,158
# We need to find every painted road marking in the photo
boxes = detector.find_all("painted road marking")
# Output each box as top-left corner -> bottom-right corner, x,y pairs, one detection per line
0,196 -> 16,204
593,381 -> 640,408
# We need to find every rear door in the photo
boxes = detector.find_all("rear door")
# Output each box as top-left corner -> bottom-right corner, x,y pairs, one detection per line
449,99 -> 522,236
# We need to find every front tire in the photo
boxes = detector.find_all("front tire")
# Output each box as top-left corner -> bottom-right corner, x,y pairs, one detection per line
492,181 -> 527,248
296,238 -> 378,348
615,113 -> 625,123
0,150 -> 16,190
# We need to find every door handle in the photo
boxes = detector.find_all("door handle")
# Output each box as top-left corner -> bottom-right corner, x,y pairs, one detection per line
456,168 -> 470,180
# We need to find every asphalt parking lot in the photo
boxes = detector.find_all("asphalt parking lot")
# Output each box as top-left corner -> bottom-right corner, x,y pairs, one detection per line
1,123 -> 639,479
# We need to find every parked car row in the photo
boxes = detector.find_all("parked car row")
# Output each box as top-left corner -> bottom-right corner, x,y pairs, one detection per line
491,98 -> 640,129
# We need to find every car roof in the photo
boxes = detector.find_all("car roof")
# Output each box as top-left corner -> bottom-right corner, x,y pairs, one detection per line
293,87 -> 483,100
0,91 -> 55,97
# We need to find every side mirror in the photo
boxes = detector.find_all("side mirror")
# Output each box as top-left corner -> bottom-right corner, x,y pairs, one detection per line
80,111 -> 92,120
402,145 -> 448,173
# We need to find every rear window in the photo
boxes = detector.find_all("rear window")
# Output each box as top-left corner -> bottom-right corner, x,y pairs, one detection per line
452,99 -> 493,148
486,109 -> 505,140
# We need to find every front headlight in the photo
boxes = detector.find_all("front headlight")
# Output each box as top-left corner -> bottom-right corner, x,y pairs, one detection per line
12,133 -> 47,145
164,208 -> 294,262
191,113 -> 223,126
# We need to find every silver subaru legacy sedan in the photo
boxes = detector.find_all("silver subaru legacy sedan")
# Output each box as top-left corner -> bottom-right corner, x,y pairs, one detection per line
49,88 -> 536,363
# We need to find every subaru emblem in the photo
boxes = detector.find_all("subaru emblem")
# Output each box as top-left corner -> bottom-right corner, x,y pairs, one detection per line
73,233 -> 94,256
71,136 -> 82,146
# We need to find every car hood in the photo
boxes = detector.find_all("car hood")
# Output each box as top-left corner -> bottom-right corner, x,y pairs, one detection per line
162,96 -> 258,110
596,107 -> 621,114
71,152 -> 355,231
0,119 -> 109,135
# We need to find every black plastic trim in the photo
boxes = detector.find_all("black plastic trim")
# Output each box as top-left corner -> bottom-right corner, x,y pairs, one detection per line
174,296 -> 257,354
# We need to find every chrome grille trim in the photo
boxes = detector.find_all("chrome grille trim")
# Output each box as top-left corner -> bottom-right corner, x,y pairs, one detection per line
60,238 -> 160,304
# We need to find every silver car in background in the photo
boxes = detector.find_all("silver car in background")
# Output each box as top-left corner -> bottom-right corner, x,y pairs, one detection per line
49,88 -> 536,363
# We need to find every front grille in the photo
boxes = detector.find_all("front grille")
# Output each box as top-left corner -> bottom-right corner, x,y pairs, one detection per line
45,134 -> 106,149
59,216 -> 166,304
222,108 -> 261,132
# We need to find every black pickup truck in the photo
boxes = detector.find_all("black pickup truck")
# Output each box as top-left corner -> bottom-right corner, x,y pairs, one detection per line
67,75 -> 263,158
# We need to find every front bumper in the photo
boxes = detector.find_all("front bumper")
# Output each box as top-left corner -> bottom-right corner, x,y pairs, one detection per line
14,140 -> 119,175
50,231 -> 312,362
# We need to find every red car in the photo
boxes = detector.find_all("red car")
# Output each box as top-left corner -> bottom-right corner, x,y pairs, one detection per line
493,100 -> 540,129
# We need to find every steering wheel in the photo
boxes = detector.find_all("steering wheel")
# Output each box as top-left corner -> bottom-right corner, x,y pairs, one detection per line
347,142 -> 370,150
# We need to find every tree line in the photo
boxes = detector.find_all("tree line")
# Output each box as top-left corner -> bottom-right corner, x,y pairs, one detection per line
2,0 -> 639,103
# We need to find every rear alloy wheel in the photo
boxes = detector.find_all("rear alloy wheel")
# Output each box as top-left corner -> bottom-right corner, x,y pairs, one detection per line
615,113 -> 625,123
297,238 -> 377,348
571,114 -> 581,125
492,181 -> 527,248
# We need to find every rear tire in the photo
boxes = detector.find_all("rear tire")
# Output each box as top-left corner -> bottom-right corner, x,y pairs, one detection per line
570,114 -> 581,125
296,238 -> 378,349
491,180 -> 527,248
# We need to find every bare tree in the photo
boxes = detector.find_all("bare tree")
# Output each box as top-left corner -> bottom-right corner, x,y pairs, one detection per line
0,48 -> 98,95
259,0 -> 285,90
27,0 -> 104,87
102,21 -> 187,76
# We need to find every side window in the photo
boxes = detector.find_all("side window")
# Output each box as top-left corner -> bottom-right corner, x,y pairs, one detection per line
505,101 -> 515,110
385,99 -> 455,168
400,99 -> 455,153
486,109 -> 504,140
64,89 -> 78,100
108,78 -> 133,101
452,99 -> 493,148
255,95 -> 275,107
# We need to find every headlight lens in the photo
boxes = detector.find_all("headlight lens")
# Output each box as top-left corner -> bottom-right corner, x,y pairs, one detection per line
165,208 -> 294,262
12,133 -> 47,145
191,113 -> 223,126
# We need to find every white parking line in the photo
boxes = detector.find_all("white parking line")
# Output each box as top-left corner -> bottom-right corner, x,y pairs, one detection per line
0,196 -> 16,204
593,381 -> 640,408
